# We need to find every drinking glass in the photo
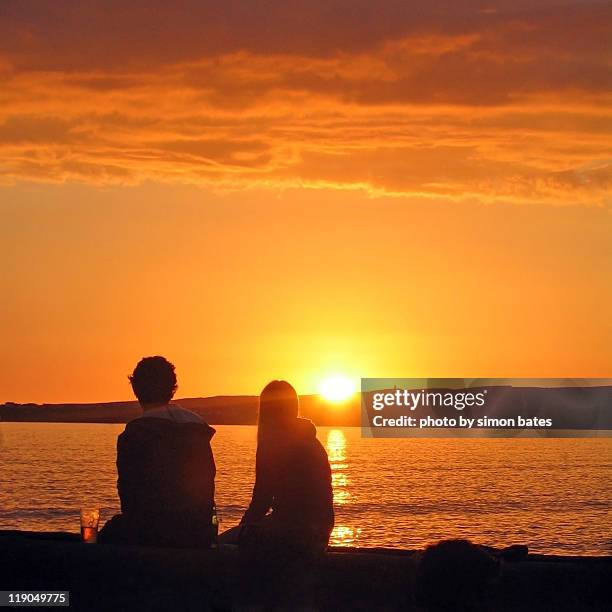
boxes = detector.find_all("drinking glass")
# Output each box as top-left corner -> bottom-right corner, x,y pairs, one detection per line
80,508 -> 100,544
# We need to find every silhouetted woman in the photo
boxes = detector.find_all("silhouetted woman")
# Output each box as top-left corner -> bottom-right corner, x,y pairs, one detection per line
239,380 -> 334,554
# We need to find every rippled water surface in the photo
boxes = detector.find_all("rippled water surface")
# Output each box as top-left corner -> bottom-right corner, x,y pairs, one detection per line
1,423 -> 610,554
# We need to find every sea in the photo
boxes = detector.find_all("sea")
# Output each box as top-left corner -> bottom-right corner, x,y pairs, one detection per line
0,423 -> 610,555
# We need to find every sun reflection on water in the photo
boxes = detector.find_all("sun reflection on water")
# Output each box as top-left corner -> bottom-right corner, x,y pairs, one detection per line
330,524 -> 362,547
326,428 -> 349,505
326,428 -> 361,546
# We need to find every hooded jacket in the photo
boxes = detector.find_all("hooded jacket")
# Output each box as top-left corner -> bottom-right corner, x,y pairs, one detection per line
115,416 -> 216,547
241,418 -> 334,536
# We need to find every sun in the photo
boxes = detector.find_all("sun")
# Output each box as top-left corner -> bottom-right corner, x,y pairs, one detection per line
318,374 -> 356,403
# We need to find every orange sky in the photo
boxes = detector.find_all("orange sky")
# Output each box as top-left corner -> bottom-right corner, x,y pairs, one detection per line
0,1 -> 610,402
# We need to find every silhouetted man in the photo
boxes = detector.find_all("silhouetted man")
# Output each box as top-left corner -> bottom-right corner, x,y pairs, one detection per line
100,356 -> 216,548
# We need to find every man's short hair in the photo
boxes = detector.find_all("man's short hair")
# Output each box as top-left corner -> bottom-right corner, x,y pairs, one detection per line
129,356 -> 178,404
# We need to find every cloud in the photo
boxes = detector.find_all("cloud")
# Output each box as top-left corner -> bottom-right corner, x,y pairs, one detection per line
0,0 -> 610,205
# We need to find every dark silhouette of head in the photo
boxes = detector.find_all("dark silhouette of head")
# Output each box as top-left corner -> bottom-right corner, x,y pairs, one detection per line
129,356 -> 178,407
258,380 -> 299,429
416,539 -> 500,611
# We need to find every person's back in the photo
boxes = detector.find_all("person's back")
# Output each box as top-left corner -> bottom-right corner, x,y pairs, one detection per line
244,417 -> 333,534
117,412 -> 216,547
100,356 -> 217,548
239,381 -> 334,553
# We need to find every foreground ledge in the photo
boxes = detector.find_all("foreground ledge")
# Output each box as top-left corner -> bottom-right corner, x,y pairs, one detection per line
0,531 -> 610,611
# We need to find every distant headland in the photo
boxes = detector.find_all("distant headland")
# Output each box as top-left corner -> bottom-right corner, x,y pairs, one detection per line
1,385 -> 610,429
0,394 -> 361,426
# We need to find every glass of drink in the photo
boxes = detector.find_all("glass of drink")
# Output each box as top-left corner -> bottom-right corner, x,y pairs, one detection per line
80,508 -> 100,544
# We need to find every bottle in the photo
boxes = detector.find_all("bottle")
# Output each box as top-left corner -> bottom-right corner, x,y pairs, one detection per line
211,503 -> 219,548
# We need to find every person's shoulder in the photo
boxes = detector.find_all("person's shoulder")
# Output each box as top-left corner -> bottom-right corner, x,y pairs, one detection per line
295,417 -> 317,438
121,414 -> 215,444
117,418 -> 152,450
120,417 -> 160,438
172,410 -> 216,441
167,404 -> 204,424
293,419 -> 328,454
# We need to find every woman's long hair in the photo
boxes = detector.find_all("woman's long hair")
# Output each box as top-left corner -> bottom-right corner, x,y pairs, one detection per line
257,380 -> 299,441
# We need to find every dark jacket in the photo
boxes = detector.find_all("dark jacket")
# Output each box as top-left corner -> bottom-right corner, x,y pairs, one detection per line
112,417 -> 216,548
241,418 -> 334,538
